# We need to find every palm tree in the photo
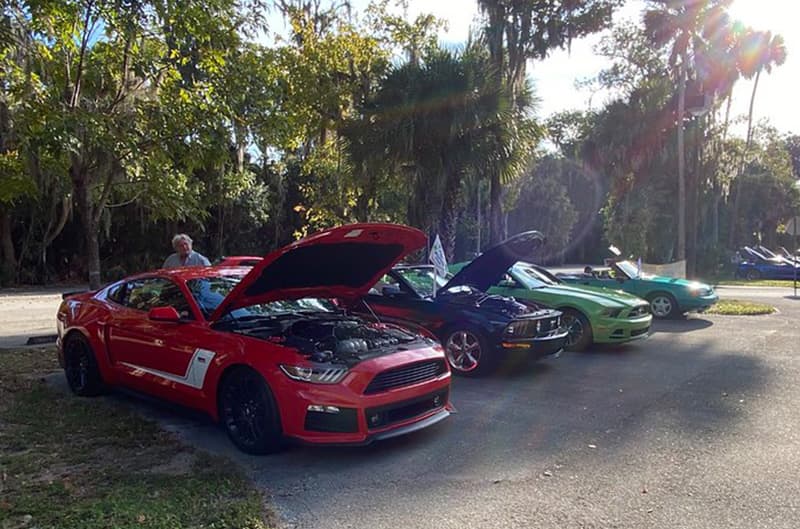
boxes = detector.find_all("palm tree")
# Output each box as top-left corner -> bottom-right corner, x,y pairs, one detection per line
361,47 -> 505,260
643,0 -> 731,263
696,17 -> 743,245
728,30 -> 787,247
476,0 -> 619,246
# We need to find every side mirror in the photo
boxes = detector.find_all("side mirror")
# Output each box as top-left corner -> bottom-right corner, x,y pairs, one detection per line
148,306 -> 181,322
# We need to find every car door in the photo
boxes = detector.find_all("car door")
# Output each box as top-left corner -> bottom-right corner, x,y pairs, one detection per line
107,277 -> 213,400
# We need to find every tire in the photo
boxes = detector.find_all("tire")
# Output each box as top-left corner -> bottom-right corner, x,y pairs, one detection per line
440,325 -> 496,377
560,309 -> 593,352
746,268 -> 761,280
218,367 -> 284,455
647,292 -> 678,319
63,334 -> 105,397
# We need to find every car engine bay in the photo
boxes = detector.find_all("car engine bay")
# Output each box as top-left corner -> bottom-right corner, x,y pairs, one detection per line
219,315 -> 429,366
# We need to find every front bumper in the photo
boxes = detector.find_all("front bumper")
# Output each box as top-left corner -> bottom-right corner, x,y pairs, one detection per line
681,292 -> 719,312
499,329 -> 568,359
593,315 -> 652,344
274,353 -> 452,446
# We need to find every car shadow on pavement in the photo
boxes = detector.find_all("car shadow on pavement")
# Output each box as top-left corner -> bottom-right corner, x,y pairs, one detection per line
579,342 -> 645,357
44,334 -> 772,529
650,316 -> 713,334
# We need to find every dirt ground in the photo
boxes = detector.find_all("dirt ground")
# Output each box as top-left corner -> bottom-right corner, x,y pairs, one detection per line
0,286 -> 84,348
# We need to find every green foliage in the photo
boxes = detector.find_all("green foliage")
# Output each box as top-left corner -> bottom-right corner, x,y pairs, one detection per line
507,156 -> 579,263
1,0 -> 796,286
733,128 -> 800,246
0,151 -> 36,203
706,299 -> 776,315
0,348 -> 270,529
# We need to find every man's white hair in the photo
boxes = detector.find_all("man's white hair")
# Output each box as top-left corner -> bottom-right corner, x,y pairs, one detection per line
172,233 -> 193,250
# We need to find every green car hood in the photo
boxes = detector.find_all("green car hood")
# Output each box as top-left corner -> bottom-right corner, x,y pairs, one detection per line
531,284 -> 643,308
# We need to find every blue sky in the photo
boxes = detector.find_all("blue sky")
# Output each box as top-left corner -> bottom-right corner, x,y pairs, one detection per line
264,0 -> 799,136
415,0 -> 799,137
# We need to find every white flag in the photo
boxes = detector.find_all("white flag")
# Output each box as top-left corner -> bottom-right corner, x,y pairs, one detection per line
429,234 -> 448,278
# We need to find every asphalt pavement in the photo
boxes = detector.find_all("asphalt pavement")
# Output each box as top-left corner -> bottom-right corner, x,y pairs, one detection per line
40,288 -> 800,529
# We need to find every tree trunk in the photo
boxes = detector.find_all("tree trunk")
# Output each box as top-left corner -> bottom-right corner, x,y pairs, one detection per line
0,208 -> 16,276
489,169 -> 503,245
676,58 -> 687,261
711,93 -> 733,246
729,69 -> 762,249
439,173 -> 461,262
475,180 -> 481,256
73,169 -> 101,289
483,2 -> 507,248
42,195 -> 72,269
216,205 -> 225,258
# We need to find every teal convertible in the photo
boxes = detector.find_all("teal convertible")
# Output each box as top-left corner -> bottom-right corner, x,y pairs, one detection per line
449,261 -> 652,351
558,259 -> 718,319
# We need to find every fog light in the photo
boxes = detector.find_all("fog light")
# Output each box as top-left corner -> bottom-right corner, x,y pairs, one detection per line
307,404 -> 340,414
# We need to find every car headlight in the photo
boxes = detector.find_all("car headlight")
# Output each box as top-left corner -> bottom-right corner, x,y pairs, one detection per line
280,364 -> 348,384
599,307 -> 622,318
688,283 -> 712,297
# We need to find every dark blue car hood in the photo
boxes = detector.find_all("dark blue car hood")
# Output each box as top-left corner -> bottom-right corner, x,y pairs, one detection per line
443,231 -> 545,293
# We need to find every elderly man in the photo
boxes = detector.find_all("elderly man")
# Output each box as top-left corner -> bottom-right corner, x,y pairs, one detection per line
162,234 -> 211,268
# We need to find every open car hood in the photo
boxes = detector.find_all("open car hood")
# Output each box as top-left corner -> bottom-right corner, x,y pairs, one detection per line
209,223 -> 425,321
443,231 -> 545,293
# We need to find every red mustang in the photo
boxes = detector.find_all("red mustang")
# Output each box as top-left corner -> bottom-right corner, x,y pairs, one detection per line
56,224 -> 452,454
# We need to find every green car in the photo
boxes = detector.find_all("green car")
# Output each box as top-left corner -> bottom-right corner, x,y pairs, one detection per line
449,261 -> 652,351
558,259 -> 718,319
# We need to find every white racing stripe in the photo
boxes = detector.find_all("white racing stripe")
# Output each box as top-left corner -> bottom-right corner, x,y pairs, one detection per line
121,348 -> 216,390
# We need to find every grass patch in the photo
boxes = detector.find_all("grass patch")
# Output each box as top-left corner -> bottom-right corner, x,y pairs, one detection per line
707,299 -> 776,315
715,279 -> 800,288
0,347 -> 273,529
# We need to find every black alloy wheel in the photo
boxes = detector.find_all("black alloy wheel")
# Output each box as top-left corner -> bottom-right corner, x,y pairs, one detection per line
219,367 -> 284,455
63,335 -> 104,396
442,325 -> 495,377
561,309 -> 593,352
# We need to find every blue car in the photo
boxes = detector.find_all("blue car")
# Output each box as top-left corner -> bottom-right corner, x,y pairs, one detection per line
736,246 -> 800,280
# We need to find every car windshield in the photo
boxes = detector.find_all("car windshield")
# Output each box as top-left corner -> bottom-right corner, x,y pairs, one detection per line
513,264 -> 559,288
186,276 -> 336,320
395,267 -> 449,297
614,260 -> 640,279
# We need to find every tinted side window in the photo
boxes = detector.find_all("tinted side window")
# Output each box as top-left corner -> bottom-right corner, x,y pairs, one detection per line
124,278 -> 193,319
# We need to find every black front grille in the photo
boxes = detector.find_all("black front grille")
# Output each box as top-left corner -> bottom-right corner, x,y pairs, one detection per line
364,360 -> 447,395
365,388 -> 448,430
631,326 -> 650,337
536,316 -> 561,336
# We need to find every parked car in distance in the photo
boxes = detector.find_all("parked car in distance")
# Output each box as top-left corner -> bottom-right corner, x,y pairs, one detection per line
215,255 -> 263,267
736,246 -> 800,280
361,231 -> 568,376
558,259 -> 718,319
449,261 -> 651,351
57,224 -> 452,454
